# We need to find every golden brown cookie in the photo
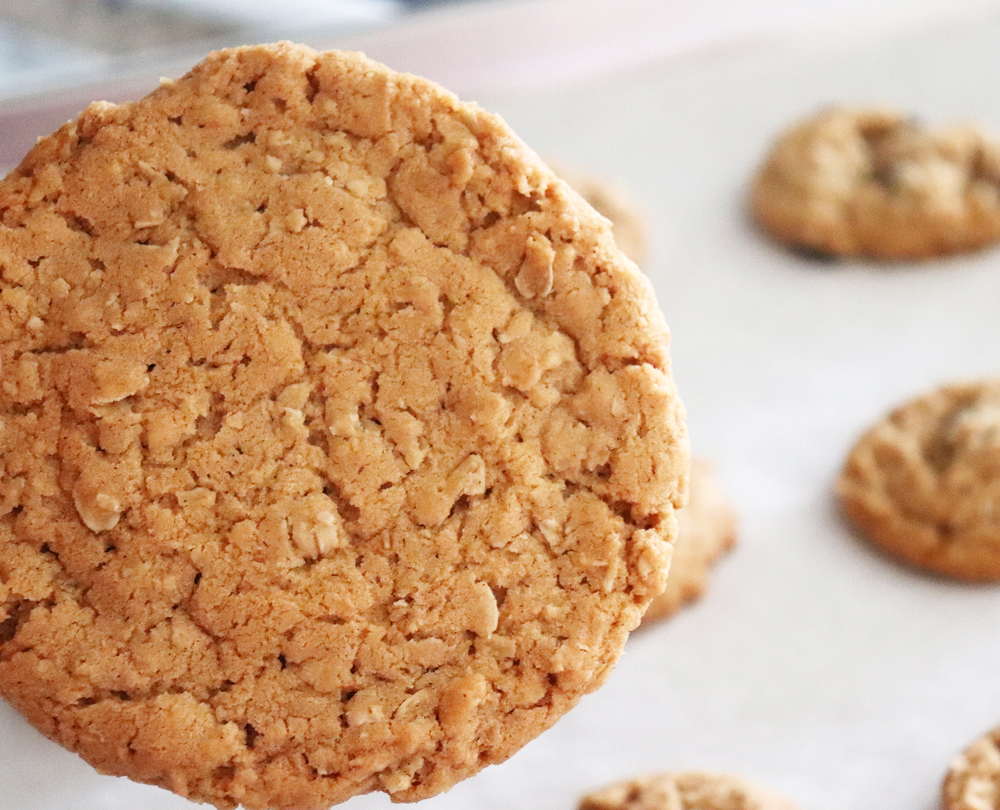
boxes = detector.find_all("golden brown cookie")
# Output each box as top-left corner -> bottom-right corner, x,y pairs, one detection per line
751,106 -> 1000,260
0,43 -> 688,810
838,380 -> 1000,580
579,772 -> 799,810
551,162 -> 648,266
641,458 -> 737,625
943,725 -> 1000,810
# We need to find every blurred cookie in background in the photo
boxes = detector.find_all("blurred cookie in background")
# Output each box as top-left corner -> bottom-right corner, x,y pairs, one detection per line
579,771 -> 798,810
942,723 -> 1000,810
838,379 -> 1000,581
751,106 -> 1000,260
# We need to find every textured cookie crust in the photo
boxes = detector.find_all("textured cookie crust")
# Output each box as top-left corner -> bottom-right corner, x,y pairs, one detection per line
943,725 -> 1000,810
838,380 -> 1000,580
641,458 -> 736,626
751,106 -> 1000,260
0,43 -> 688,809
550,163 -> 648,266
579,772 -> 798,810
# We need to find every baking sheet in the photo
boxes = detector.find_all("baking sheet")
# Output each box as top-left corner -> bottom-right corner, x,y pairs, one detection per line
6,7 -> 1000,810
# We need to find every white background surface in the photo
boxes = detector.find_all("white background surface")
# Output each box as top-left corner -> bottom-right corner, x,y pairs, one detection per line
5,2 -> 1000,810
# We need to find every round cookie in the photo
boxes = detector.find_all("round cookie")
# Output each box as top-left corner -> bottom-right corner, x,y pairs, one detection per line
551,162 -> 649,266
0,43 -> 688,810
838,380 -> 1000,580
751,106 -> 1000,260
579,772 -> 799,810
943,725 -> 1000,810
640,458 -> 737,626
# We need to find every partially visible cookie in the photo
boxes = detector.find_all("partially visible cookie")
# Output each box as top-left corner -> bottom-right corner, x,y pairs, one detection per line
552,162 -> 649,266
942,725 -> 1000,810
838,380 -> 1000,580
0,43 -> 688,810
751,106 -> 1000,259
579,772 -> 798,810
641,458 -> 737,625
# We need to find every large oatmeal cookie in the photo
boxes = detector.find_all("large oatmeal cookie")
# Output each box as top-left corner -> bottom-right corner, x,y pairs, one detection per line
0,43 -> 688,810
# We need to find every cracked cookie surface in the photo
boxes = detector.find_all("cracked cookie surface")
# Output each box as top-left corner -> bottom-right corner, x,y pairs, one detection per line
838,380 -> 1000,580
751,106 -> 1000,259
579,772 -> 799,810
550,162 -> 648,267
640,458 -> 736,626
0,43 -> 688,809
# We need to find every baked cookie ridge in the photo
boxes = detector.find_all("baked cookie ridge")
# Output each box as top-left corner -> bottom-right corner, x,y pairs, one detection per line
0,43 -> 688,810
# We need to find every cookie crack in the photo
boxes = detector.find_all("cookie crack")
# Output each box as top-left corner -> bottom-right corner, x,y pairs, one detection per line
25,331 -> 95,355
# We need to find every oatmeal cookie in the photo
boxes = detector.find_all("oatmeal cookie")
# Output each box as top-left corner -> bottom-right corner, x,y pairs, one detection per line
641,458 -> 736,626
751,106 -> 1000,259
943,725 -> 1000,810
838,380 -> 1000,580
579,772 -> 798,810
0,43 -> 688,809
